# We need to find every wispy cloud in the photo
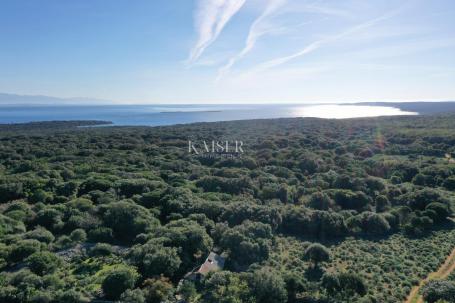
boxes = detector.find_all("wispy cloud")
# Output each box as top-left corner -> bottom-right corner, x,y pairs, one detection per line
188,0 -> 246,65
247,5 -> 405,74
217,0 -> 286,80
286,2 -> 353,19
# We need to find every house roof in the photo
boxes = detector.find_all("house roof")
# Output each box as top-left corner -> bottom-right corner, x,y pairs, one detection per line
197,252 -> 225,276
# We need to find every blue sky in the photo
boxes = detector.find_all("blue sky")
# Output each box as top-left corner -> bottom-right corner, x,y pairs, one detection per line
0,0 -> 454,104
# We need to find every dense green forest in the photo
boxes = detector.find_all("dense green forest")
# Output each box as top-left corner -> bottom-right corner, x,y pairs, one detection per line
0,114 -> 455,303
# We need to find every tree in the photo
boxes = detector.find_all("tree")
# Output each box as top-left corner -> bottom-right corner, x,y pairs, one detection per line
333,190 -> 370,210
102,267 -> 139,300
154,218 -> 213,270
26,251 -> 62,275
202,271 -> 253,303
412,173 -> 426,186
250,267 -> 287,303
421,280 -> 455,303
179,280 -> 198,303
34,208 -> 62,230
347,212 -> 391,235
308,192 -> 333,210
284,272 -> 305,303
219,221 -> 272,266
323,272 -> 367,299
303,243 -> 330,268
321,272 -> 340,295
69,228 -> 87,243
8,239 -> 42,263
90,243 -> 113,257
119,289 -> 146,303
375,195 -> 390,212
443,176 -> 455,190
426,202 -> 451,223
142,276 -> 174,303
337,272 -> 367,298
129,243 -> 181,278
57,290 -> 90,303
25,227 -> 55,244
102,202 -> 158,243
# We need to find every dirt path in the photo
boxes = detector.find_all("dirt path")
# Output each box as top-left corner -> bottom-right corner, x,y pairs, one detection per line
404,246 -> 455,303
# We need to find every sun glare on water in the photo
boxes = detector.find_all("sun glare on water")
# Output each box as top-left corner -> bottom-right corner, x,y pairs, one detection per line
294,105 -> 418,119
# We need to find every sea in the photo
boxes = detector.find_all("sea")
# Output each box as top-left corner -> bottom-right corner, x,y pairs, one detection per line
0,104 -> 418,126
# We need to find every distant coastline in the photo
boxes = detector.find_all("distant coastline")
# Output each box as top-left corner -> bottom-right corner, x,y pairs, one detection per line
160,110 -> 222,113
1,101 -> 455,127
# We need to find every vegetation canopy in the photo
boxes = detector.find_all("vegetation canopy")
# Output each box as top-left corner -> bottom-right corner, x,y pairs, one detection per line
0,114 -> 454,302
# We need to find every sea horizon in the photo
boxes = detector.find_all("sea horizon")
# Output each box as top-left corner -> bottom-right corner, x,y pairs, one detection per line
0,103 -> 421,126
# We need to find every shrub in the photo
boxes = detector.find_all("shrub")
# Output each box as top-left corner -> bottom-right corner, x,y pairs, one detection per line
303,243 -> 330,267
25,227 -> 55,244
250,267 -> 287,303
90,243 -> 113,257
26,251 -> 61,275
102,266 -> 139,300
119,289 -> 146,303
421,280 -> 455,303
69,229 -> 87,243
8,239 -> 42,263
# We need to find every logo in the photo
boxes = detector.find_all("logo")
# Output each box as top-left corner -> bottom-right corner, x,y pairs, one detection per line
188,140 -> 244,158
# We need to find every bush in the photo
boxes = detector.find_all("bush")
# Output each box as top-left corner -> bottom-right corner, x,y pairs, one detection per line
8,239 -> 42,263
119,288 -> 145,303
308,192 -> 333,210
57,289 -> 90,303
303,243 -> 330,267
102,202 -> 158,243
25,227 -> 55,244
102,267 -> 139,300
443,176 -> 455,190
129,243 -> 181,278
69,229 -> 87,243
88,227 -> 113,243
26,251 -> 61,275
250,267 -> 287,303
90,243 -> 113,257
203,271 -> 252,303
421,280 -> 455,303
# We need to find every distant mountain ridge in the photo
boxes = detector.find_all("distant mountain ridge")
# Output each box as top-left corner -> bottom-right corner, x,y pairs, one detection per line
0,93 -> 112,105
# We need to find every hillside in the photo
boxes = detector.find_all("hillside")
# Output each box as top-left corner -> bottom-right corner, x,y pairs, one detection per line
0,115 -> 454,303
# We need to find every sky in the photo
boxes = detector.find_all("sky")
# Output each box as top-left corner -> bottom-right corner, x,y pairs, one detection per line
0,0 -> 454,104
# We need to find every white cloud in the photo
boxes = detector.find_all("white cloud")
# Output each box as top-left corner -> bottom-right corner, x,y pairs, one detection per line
251,8 -> 404,73
188,0 -> 247,64
217,0 -> 286,80
284,2 -> 353,19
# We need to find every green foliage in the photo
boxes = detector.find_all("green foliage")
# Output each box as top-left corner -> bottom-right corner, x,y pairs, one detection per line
303,243 -> 331,267
8,239 -> 42,264
102,201 -> 158,243
421,280 -> 455,303
203,271 -> 254,303
219,220 -> 272,266
1,115 -> 455,302
322,272 -> 367,299
129,242 -> 181,278
24,227 -> 55,244
101,266 -> 139,300
119,288 -> 146,303
26,251 -> 61,275
69,228 -> 87,243
89,243 -> 113,257
250,267 -> 287,303
142,276 -> 174,303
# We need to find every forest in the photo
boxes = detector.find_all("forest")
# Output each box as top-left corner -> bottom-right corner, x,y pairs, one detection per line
0,114 -> 454,303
